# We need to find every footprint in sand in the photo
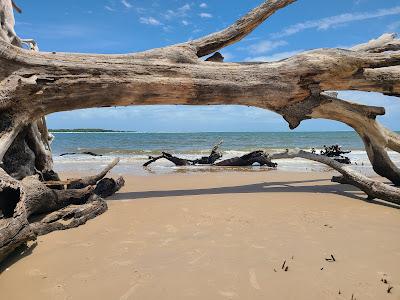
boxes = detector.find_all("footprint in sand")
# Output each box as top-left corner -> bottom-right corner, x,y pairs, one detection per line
218,290 -> 239,299
119,271 -> 153,300
27,268 -> 46,277
249,268 -> 261,290
165,224 -> 178,233
188,251 -> 206,265
160,237 -> 175,246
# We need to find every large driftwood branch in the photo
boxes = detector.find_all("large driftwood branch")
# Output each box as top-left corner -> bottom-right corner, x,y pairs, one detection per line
0,33 -> 398,183
269,149 -> 400,206
188,0 -> 296,57
351,33 -> 400,53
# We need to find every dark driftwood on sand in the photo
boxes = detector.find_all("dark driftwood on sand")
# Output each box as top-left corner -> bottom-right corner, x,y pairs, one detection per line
144,149 -> 277,168
215,151 -> 277,167
60,151 -> 102,157
143,141 -> 223,167
319,145 -> 352,164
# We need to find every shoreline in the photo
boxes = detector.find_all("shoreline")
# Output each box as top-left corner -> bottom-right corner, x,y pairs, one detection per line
1,171 -> 399,299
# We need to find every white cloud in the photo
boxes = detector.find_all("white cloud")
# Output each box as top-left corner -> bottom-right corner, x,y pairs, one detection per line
121,0 -> 132,9
248,40 -> 287,55
199,3 -> 207,9
140,17 -> 162,26
182,20 -> 190,26
104,6 -> 116,12
273,6 -> 400,38
163,4 -> 191,20
199,13 -> 212,18
245,50 -> 304,62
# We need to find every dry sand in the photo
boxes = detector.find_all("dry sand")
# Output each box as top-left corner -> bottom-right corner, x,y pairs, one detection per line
1,171 -> 399,300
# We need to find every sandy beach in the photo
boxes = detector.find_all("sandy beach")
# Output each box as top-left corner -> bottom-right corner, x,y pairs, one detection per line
1,170 -> 399,300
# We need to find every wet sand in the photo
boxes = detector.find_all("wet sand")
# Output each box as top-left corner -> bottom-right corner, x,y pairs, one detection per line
1,171 -> 399,299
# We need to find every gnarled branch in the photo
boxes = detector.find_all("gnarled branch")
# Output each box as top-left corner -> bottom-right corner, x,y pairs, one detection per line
188,0 -> 296,57
270,149 -> 400,205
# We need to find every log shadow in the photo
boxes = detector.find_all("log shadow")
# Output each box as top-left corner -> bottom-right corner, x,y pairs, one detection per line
0,242 -> 38,273
110,178 -> 400,209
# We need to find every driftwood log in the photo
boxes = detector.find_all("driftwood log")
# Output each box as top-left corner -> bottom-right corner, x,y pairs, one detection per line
144,150 -> 277,168
215,151 -> 277,167
143,141 -> 223,167
0,0 -> 399,262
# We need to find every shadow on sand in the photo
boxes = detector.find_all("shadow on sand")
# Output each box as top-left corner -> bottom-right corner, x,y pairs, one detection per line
109,178 -> 400,209
0,242 -> 38,273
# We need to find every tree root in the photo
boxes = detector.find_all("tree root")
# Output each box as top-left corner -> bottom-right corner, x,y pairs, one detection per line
0,159 -> 123,264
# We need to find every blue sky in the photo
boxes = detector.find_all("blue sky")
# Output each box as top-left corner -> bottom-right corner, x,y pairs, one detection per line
15,0 -> 400,132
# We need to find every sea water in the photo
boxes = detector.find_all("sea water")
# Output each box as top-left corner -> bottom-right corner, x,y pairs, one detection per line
51,131 -> 400,176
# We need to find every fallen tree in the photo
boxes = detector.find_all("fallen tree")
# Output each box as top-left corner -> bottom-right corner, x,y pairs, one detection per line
0,0 -> 399,263
143,141 -> 223,167
143,141 -> 277,168
144,149 -> 277,168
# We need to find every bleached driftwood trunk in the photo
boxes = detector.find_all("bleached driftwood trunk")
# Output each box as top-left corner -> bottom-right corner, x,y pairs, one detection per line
0,0 -> 399,263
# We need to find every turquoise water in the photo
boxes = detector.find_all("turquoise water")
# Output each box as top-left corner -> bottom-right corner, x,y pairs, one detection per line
51,131 -> 400,175
52,131 -> 368,155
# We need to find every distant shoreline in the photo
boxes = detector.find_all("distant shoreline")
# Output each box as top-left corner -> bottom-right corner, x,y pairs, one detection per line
50,130 -> 400,134
49,129 -> 136,133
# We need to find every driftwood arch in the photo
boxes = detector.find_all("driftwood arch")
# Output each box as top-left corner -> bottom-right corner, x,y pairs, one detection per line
0,0 -> 399,263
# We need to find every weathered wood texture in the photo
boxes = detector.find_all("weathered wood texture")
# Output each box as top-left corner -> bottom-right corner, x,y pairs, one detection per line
0,159 -> 123,263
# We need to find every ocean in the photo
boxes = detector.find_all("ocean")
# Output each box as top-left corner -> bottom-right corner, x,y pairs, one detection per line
51,131 -> 400,176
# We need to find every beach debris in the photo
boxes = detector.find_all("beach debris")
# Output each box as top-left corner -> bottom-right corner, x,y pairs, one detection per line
325,254 -> 336,262
144,141 -> 223,167
387,286 -> 393,293
281,260 -> 286,270
273,268 -> 277,272
320,145 -> 351,164
321,267 -> 324,270
338,290 -> 341,295
143,141 -> 277,168
284,266 -> 289,272
60,151 -> 102,157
